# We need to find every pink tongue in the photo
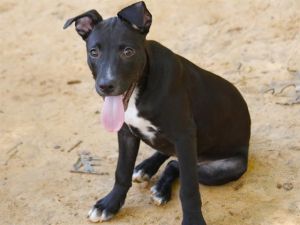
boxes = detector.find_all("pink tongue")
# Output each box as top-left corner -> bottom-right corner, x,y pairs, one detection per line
101,95 -> 125,132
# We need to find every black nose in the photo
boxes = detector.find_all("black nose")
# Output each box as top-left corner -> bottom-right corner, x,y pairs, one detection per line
98,81 -> 115,94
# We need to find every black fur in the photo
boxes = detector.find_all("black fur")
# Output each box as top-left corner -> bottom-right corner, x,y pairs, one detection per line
64,2 -> 251,225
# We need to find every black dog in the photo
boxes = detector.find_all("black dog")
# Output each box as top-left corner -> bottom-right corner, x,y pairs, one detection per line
64,2 -> 251,225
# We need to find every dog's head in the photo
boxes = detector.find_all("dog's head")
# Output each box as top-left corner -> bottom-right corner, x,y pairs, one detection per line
64,1 -> 152,96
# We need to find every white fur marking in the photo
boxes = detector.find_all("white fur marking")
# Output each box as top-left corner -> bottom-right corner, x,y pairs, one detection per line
151,194 -> 164,206
150,185 -> 158,194
100,210 -> 113,222
88,207 -> 101,223
106,66 -> 113,80
88,207 -> 113,223
125,88 -> 158,141
150,185 -> 165,205
132,169 -> 150,182
131,24 -> 139,30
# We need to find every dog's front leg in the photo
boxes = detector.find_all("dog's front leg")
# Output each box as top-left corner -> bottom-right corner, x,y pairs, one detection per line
175,129 -> 206,225
88,124 -> 140,222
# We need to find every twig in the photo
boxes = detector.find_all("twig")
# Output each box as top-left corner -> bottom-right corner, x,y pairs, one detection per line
67,80 -> 81,85
276,101 -> 300,106
264,88 -> 275,94
67,140 -> 83,152
278,84 -> 296,94
5,150 -> 19,166
7,142 -> 23,154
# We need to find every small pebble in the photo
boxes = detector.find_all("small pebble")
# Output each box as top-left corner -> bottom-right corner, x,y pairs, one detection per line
277,182 -> 293,191
282,182 -> 293,191
100,172 -> 109,176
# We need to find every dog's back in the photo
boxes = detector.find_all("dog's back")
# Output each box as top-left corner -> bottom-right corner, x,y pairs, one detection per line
145,40 -> 251,154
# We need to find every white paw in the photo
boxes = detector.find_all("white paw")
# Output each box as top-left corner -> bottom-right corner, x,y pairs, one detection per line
150,185 -> 164,206
150,185 -> 158,194
151,194 -> 164,206
132,169 -> 150,183
88,207 -> 113,223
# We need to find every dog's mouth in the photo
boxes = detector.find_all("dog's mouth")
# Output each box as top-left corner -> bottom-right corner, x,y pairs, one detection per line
121,82 -> 137,110
99,82 -> 136,110
101,82 -> 137,132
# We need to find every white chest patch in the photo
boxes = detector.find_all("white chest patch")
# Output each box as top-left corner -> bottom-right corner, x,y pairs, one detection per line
125,88 -> 158,141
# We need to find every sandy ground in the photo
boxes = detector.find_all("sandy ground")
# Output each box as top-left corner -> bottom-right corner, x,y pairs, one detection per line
0,0 -> 300,225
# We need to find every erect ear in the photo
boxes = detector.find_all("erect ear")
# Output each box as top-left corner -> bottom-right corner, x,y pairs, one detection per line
117,1 -> 152,34
63,9 -> 103,40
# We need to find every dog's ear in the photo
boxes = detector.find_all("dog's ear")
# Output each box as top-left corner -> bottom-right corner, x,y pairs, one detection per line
117,1 -> 152,34
63,10 -> 103,40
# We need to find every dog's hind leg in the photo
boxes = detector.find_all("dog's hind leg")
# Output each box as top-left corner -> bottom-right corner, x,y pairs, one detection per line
150,160 -> 179,205
133,151 -> 170,183
198,147 -> 248,186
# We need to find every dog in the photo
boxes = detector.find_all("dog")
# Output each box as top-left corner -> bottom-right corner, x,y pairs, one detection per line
64,2 -> 251,225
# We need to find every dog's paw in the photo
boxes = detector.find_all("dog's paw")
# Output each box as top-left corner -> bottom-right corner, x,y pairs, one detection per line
150,185 -> 170,206
132,169 -> 150,183
88,206 -> 114,222
87,191 -> 125,223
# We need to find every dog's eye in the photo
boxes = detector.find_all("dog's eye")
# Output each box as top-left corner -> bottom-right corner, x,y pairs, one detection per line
122,47 -> 135,58
89,48 -> 100,58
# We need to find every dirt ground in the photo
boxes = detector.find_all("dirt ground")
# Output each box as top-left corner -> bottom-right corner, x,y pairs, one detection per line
0,0 -> 299,225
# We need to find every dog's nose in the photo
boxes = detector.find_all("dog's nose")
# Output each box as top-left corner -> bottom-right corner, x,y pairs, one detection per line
98,81 -> 115,94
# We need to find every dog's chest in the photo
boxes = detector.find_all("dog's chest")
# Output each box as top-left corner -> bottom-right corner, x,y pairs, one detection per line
125,89 -> 158,141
